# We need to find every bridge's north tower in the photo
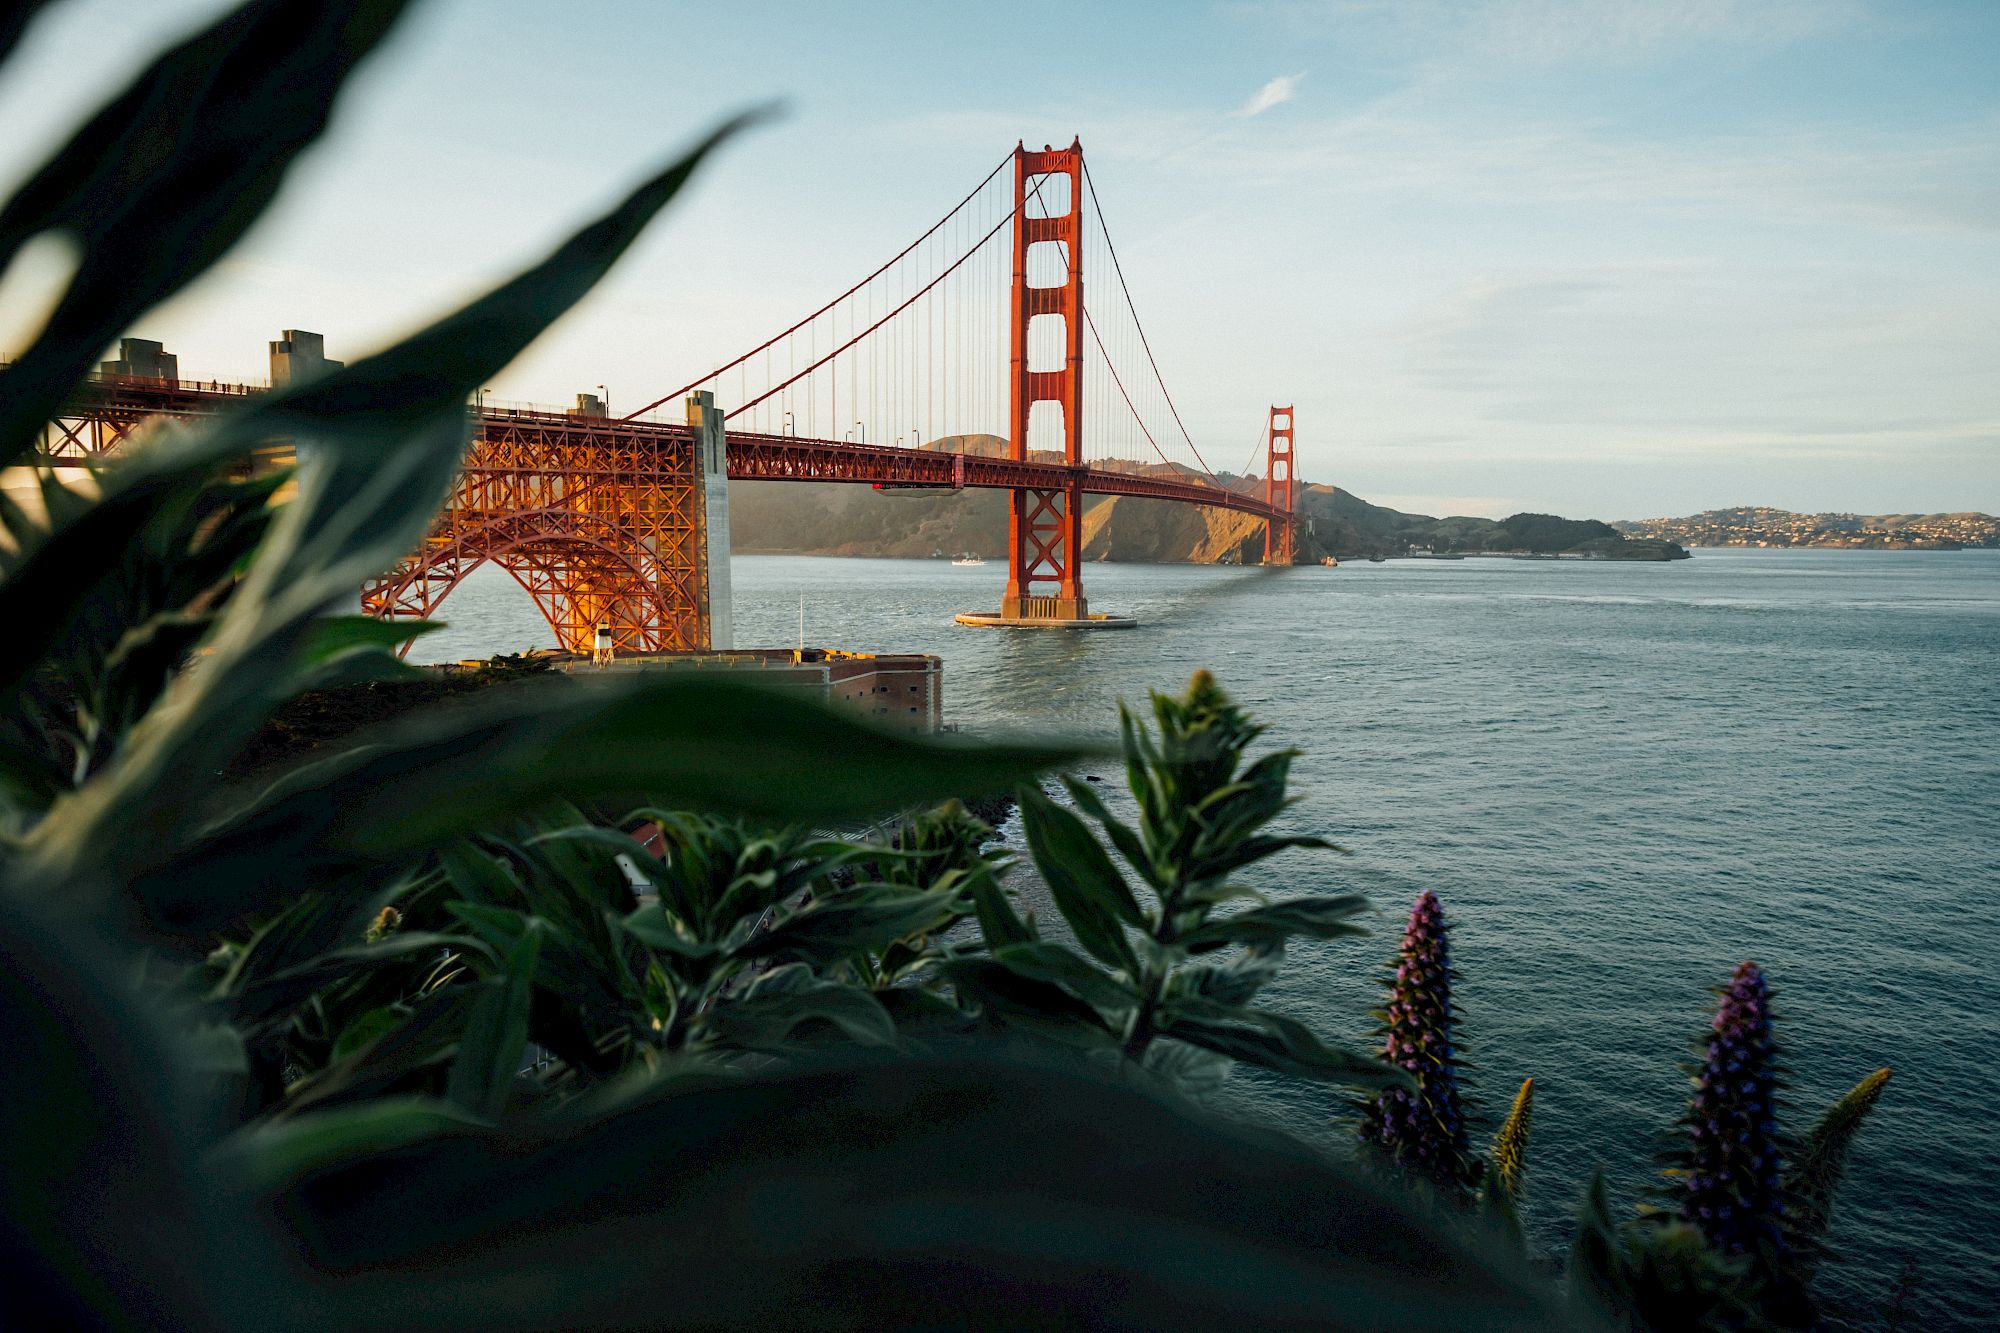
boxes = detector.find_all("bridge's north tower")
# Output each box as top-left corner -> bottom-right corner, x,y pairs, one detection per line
1264,404 -> 1297,565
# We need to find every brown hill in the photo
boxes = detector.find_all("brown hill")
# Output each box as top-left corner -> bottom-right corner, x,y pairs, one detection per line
729,458 -> 1676,562
729,461 -> 1272,564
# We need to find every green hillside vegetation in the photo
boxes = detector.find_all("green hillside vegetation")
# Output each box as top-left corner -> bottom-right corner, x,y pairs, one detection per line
733,469 -> 1689,562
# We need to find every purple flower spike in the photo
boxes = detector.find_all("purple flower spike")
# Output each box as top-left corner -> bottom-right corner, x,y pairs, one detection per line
1677,961 -> 1787,1262
1358,891 -> 1480,1193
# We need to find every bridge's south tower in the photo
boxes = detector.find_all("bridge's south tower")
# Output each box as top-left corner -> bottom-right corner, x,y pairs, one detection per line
1001,139 -> 1088,622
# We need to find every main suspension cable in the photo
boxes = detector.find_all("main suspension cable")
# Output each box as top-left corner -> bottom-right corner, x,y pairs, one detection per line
728,207 -> 1013,418
623,151 -> 1012,421
1081,159 -> 1216,478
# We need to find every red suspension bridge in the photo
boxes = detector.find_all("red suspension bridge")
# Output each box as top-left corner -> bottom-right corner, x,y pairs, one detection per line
42,139 -> 1300,649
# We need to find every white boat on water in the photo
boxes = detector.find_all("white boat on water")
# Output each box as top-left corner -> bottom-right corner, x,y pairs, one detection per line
951,555 -> 985,566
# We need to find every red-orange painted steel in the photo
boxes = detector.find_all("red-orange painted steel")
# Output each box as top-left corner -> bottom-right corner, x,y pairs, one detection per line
1263,404 -> 1297,565
46,374 -> 1287,651
1004,139 -> 1088,621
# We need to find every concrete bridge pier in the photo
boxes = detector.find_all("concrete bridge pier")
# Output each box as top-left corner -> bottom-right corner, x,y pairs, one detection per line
687,390 -> 733,650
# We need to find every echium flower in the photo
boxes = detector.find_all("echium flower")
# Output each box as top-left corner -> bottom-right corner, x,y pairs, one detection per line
1359,890 -> 1480,1192
1678,961 -> 1787,1262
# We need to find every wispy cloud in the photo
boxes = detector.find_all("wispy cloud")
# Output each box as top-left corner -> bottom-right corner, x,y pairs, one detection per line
1229,0 -> 1864,69
1237,72 -> 1305,117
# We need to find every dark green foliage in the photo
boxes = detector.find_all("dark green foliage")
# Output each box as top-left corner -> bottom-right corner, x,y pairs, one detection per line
1290,486 -> 1679,560
1361,889 -> 1482,1193
11,840 -> 1575,1333
0,466 -> 284,807
254,1051 -> 1573,1332
0,885 -> 277,1330
1488,512 -> 1621,553
125,674 -> 1076,940
979,669 -> 1402,1095
0,0 -> 420,466
1569,1171 -> 1759,1333
0,1 -> 1889,1326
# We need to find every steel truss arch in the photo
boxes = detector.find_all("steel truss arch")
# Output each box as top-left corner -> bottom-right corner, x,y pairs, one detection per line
363,507 -> 686,655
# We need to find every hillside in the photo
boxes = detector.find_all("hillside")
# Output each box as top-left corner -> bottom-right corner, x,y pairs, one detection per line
730,456 -> 1687,563
1615,506 -> 1998,549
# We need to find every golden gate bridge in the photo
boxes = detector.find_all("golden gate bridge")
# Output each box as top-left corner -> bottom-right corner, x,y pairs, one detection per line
41,139 -> 1300,650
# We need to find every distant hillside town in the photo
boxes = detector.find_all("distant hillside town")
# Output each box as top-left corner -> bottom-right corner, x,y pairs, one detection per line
1614,507 -> 1998,550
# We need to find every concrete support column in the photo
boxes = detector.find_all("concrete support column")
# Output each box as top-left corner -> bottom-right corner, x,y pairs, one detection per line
688,390 -> 733,650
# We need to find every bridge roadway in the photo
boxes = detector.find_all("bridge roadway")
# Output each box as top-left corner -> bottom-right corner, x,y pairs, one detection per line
45,376 -> 1283,523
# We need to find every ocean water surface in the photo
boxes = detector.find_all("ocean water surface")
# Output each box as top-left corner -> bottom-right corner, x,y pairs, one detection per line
416,547 -> 2000,1329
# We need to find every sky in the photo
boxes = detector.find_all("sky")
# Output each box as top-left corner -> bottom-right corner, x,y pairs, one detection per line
0,0 -> 1995,519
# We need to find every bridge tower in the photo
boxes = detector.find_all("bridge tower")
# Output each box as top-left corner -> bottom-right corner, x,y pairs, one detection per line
1263,404 -> 1296,565
1000,139 -> 1091,623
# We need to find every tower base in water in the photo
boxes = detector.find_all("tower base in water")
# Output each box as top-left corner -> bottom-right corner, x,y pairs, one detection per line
954,610 -> 1137,630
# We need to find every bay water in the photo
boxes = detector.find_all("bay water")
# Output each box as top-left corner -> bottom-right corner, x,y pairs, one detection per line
416,547 -> 2000,1328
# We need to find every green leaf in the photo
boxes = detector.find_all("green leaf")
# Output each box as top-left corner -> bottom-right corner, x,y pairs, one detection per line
442,902 -> 531,957
1187,831 -> 1342,887
18,112 -> 767,929
0,468 -> 204,708
282,988 -> 472,1116
1182,942 -> 1283,1007
300,614 -> 443,664
447,920 -> 543,1117
963,864 -> 1037,949
224,931 -> 483,1029
741,886 -> 962,964
223,1095 -> 487,1193
214,890 -> 381,1005
1017,785 -> 1140,972
0,0 -> 421,466
619,907 -> 721,962
254,1053 -> 1571,1330
331,1006 -> 412,1065
703,965 -> 896,1051
437,841 -> 519,905
1567,1170 -> 1632,1322
941,958 -> 1116,1041
990,941 -> 1134,1020
1192,748 -> 1295,850
1176,894 -> 1370,954
121,677 -> 1082,937
1162,1006 -> 1407,1089
1061,775 -> 1160,888
0,881 -> 277,1328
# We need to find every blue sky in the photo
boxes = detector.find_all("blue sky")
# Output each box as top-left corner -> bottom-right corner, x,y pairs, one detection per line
1,0 -> 1995,518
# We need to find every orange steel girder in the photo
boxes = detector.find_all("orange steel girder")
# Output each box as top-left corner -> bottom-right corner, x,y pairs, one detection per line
40,379 -> 710,655
1263,404 -> 1297,565
362,411 -> 707,653
46,375 -> 1293,653
1003,139 -> 1087,621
